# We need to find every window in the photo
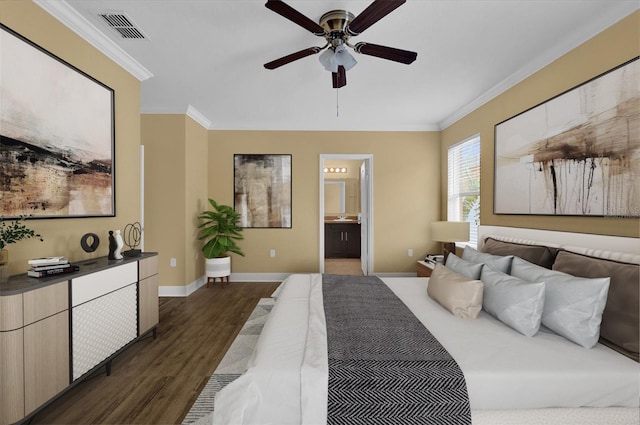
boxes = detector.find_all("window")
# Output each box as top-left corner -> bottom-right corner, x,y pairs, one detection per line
448,135 -> 480,247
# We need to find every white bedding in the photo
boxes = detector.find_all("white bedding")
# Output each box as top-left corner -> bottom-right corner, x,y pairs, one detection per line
212,274 -> 640,424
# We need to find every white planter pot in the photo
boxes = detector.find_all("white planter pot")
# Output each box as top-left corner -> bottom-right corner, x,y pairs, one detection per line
205,256 -> 231,278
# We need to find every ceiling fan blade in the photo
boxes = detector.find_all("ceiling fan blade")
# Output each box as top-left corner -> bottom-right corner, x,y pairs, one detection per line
264,47 -> 322,70
354,42 -> 417,64
347,0 -> 406,36
265,0 -> 325,36
332,66 -> 347,88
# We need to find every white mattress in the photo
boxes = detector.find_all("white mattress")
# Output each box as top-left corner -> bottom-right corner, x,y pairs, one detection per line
212,274 -> 640,424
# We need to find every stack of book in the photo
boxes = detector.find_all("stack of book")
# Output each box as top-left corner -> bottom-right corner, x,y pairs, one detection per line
425,254 -> 445,266
27,257 -> 78,278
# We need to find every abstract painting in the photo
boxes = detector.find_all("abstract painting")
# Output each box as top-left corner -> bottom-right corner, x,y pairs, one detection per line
234,154 -> 292,228
0,24 -> 115,218
494,57 -> 639,217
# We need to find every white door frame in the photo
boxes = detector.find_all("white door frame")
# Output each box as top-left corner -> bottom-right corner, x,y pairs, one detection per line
319,154 -> 373,275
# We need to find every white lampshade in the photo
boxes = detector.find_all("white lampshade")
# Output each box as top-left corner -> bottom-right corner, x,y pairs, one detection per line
431,221 -> 470,243
319,45 -> 357,73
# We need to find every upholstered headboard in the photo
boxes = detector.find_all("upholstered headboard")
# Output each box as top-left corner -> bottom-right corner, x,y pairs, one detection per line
477,225 -> 639,260
476,225 -> 640,361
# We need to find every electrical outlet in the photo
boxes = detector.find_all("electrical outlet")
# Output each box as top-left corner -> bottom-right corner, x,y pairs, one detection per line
270,249 -> 276,258
407,249 -> 414,257
170,258 -> 177,267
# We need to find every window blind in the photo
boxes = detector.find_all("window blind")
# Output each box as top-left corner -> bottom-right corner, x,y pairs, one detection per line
448,136 -> 480,247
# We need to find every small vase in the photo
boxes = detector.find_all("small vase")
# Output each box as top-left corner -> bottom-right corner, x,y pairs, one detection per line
0,249 -> 9,284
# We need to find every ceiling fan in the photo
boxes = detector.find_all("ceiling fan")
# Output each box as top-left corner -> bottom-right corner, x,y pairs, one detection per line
263,0 -> 417,88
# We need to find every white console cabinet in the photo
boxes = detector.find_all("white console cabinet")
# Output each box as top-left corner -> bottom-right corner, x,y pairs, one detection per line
0,253 -> 158,425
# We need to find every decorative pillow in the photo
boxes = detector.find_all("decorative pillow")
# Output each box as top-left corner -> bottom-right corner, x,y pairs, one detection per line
480,267 -> 545,337
481,237 -> 558,269
553,250 -> 639,358
510,257 -> 610,348
445,253 -> 483,280
463,246 -> 513,274
427,263 -> 483,319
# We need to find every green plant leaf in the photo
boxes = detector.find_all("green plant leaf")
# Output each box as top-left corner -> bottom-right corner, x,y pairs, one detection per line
197,199 -> 244,258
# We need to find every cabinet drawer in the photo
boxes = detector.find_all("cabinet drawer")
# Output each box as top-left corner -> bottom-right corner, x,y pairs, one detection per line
72,262 -> 137,307
23,281 -> 68,325
0,294 -> 23,331
139,255 -> 158,280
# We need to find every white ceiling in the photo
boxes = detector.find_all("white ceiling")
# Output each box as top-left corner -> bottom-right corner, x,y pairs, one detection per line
38,0 -> 638,131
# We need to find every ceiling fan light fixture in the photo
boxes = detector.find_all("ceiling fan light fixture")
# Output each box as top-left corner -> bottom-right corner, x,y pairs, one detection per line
319,45 -> 357,73
264,1 -> 416,88
334,44 -> 357,71
319,48 -> 338,72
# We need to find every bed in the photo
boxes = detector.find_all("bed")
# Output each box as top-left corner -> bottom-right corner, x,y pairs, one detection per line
211,226 -> 640,425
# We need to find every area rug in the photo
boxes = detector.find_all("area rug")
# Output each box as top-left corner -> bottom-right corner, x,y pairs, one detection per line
181,297 -> 274,425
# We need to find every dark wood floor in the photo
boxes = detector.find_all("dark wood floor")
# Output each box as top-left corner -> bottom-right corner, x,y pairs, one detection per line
30,281 -> 280,425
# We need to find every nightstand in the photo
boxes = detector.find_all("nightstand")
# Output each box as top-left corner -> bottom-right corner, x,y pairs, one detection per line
416,260 -> 435,277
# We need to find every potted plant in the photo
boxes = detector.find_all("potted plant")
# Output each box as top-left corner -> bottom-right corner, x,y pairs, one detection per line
197,199 -> 244,284
1,216 -> 44,283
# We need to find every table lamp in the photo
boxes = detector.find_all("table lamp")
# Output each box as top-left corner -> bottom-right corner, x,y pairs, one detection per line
431,221 -> 470,262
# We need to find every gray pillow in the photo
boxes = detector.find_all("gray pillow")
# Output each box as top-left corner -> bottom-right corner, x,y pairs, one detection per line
463,246 -> 513,274
445,253 -> 483,280
553,250 -> 639,359
480,267 -> 545,337
427,263 -> 484,319
510,257 -> 610,348
482,237 -> 558,269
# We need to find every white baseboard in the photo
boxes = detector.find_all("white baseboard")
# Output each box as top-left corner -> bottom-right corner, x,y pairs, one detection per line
158,276 -> 206,297
158,273 -> 289,297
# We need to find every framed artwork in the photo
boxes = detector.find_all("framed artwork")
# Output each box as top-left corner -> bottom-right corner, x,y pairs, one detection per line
0,24 -> 115,219
234,154 -> 292,228
494,57 -> 639,217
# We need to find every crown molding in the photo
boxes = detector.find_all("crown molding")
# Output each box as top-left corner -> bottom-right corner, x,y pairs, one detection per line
438,3 -> 639,130
33,0 -> 153,81
140,105 -> 212,129
186,105 -> 212,129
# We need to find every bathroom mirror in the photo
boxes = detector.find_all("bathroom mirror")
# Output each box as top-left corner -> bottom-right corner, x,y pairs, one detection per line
324,181 -> 345,214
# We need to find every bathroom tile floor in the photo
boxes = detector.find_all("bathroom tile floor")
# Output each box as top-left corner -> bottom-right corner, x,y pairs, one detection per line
324,258 -> 364,276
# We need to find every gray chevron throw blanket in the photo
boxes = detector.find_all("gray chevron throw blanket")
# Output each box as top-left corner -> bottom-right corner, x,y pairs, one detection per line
322,274 -> 471,425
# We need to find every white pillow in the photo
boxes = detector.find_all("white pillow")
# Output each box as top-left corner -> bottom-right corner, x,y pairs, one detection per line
445,253 -> 483,280
427,263 -> 483,319
463,246 -> 513,274
480,267 -> 545,337
510,257 -> 610,348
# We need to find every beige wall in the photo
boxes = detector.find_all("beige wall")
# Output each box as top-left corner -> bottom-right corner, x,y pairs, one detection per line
441,11 -> 640,238
3,3 -> 636,288
208,131 -> 441,275
141,114 -> 208,287
1,2 -> 142,275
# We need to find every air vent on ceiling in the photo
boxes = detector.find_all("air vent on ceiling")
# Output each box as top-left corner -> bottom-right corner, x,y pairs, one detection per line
99,12 -> 147,39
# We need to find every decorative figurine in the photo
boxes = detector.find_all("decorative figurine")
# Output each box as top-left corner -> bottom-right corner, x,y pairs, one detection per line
108,230 -> 117,260
114,229 -> 124,260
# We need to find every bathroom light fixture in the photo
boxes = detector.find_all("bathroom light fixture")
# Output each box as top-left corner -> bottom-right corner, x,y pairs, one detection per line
324,167 -> 347,173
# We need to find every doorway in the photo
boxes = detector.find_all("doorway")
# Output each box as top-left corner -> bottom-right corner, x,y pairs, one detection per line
319,154 -> 373,275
